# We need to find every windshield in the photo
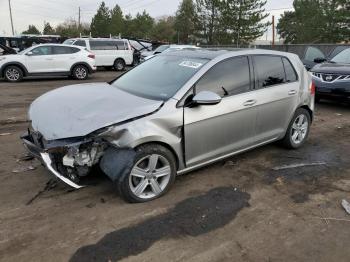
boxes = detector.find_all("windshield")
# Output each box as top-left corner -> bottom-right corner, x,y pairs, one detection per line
63,39 -> 75,45
112,55 -> 208,100
154,45 -> 170,53
331,48 -> 350,64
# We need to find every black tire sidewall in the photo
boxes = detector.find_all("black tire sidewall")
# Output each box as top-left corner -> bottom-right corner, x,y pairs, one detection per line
73,65 -> 88,80
114,59 -> 125,71
117,144 -> 176,203
4,66 -> 23,82
285,109 -> 311,149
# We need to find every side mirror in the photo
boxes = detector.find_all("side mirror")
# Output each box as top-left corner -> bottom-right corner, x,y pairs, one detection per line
314,57 -> 326,63
26,51 -> 33,56
192,91 -> 222,105
154,51 -> 161,55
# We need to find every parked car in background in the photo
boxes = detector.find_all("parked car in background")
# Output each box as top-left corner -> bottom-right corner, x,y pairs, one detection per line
63,38 -> 133,71
22,49 -> 314,203
141,45 -> 200,62
311,47 -> 350,103
0,43 -> 17,55
0,44 -> 96,82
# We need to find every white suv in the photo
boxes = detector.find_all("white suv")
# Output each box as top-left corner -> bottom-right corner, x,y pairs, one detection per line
63,38 -> 134,71
0,44 -> 96,82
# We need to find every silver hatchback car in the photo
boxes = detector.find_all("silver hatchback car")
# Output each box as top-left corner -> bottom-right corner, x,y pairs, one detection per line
22,49 -> 315,203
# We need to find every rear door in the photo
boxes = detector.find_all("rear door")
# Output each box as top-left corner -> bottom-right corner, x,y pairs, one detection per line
25,46 -> 55,73
252,55 -> 299,143
184,56 -> 258,166
52,46 -> 81,72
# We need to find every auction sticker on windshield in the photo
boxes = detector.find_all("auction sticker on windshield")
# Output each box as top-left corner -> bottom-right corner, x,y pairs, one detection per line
179,61 -> 203,69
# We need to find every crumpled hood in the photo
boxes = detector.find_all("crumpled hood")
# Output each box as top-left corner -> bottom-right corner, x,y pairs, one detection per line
29,83 -> 163,140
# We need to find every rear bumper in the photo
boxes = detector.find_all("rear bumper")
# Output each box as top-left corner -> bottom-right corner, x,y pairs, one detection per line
21,132 -> 84,189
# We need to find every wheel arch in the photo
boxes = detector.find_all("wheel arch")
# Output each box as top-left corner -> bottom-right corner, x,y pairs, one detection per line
300,105 -> 313,122
133,141 -> 180,171
70,62 -> 93,74
1,62 -> 28,77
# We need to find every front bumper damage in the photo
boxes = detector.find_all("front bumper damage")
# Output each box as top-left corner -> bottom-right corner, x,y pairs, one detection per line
21,129 -> 136,189
21,131 -> 84,189
21,130 -> 100,189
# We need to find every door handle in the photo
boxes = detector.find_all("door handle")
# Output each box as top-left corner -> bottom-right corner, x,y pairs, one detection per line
243,100 -> 257,107
45,58 -> 54,61
288,90 -> 297,95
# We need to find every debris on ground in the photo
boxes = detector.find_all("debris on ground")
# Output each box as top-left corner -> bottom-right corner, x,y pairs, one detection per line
26,179 -> 58,205
272,162 -> 327,171
335,113 -> 343,116
0,132 -> 12,136
224,160 -> 237,166
12,165 -> 36,173
341,199 -> 350,215
17,153 -> 35,162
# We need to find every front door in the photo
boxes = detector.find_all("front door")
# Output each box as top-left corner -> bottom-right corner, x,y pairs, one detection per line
184,56 -> 258,167
25,46 -> 55,73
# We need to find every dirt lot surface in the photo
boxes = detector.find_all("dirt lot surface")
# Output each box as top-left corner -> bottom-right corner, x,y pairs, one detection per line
0,71 -> 349,262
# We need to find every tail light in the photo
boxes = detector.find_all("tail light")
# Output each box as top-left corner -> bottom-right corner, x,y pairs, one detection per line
88,53 -> 95,59
310,81 -> 315,95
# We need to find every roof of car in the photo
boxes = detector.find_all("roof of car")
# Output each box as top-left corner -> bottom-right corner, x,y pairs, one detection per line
161,48 -> 300,61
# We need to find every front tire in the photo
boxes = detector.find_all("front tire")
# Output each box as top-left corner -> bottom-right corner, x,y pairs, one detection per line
116,144 -> 176,203
72,65 -> 89,80
281,108 -> 311,149
4,65 -> 23,82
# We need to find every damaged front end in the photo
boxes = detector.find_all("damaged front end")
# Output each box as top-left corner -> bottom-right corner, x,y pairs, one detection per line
21,128 -> 116,189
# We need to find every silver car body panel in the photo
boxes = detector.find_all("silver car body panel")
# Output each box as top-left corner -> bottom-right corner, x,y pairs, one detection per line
27,49 -> 313,182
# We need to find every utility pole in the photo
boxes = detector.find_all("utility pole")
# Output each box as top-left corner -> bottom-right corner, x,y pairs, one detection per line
8,0 -> 15,35
78,6 -> 81,30
272,15 -> 275,46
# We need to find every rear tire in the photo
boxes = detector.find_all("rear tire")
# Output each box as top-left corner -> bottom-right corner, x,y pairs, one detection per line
281,108 -> 311,149
4,65 -> 23,82
116,144 -> 176,203
72,65 -> 89,80
114,59 -> 125,71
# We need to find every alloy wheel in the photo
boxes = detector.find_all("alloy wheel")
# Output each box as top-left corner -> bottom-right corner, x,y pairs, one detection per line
6,68 -> 20,81
75,67 -> 87,79
129,154 -> 171,199
291,114 -> 309,144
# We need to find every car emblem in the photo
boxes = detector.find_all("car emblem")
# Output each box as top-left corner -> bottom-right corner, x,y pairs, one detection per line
325,75 -> 333,81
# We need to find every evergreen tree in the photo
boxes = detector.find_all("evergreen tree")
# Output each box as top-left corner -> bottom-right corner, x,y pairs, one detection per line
277,0 -> 349,44
152,17 -> 176,42
109,4 -> 124,36
90,2 -> 111,37
174,0 -> 197,44
196,0 -> 223,44
221,0 -> 270,45
43,22 -> 55,35
22,25 -> 41,35
131,11 -> 155,39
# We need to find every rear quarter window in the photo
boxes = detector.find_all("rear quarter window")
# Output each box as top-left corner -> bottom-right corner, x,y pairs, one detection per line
282,57 -> 298,82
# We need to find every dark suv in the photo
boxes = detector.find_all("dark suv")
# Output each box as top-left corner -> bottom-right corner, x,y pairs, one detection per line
311,47 -> 350,103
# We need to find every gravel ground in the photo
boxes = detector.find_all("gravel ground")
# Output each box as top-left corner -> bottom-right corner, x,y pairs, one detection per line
0,71 -> 349,262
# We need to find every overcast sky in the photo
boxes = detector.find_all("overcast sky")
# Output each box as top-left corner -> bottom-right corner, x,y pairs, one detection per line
0,0 -> 293,39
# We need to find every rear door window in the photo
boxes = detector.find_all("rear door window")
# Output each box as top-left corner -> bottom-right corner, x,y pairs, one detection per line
253,55 -> 286,88
53,46 -> 79,54
196,56 -> 251,97
282,58 -> 298,82
90,40 -> 118,50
